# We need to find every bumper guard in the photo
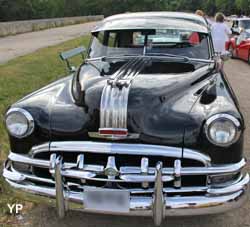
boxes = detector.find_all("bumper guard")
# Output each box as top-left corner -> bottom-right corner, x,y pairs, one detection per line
2,142 -> 250,226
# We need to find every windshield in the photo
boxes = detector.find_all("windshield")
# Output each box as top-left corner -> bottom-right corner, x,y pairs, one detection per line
89,29 -> 210,60
245,32 -> 250,38
240,20 -> 250,29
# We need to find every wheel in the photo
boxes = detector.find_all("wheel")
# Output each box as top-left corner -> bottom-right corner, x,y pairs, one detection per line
229,44 -> 236,59
248,50 -> 250,65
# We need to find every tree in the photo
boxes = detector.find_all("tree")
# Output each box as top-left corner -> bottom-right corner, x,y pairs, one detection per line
1,0 -> 250,22
30,0 -> 65,18
215,0 -> 236,15
0,0 -> 33,21
203,0 -> 217,16
236,0 -> 250,15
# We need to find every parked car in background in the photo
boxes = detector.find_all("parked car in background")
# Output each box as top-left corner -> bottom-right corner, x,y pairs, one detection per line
226,29 -> 250,63
231,18 -> 250,35
3,12 -> 249,226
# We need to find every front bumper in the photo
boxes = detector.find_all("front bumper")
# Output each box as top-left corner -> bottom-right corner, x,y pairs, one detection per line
2,142 -> 250,226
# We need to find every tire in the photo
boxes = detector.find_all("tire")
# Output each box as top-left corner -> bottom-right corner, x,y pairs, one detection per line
229,44 -> 236,59
248,50 -> 250,65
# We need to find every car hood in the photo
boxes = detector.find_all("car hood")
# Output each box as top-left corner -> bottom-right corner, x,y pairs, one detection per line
79,60 -> 214,147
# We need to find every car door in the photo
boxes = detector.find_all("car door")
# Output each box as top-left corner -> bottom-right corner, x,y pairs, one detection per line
237,33 -> 249,60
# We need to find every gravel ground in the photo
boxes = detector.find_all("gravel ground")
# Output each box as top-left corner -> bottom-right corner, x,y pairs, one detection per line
0,22 -> 98,64
19,59 -> 250,227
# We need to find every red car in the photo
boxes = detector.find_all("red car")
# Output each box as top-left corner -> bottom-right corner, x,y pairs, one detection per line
226,30 -> 250,64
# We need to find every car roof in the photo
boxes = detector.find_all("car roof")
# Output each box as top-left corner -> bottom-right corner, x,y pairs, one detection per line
92,12 -> 209,34
232,18 -> 250,21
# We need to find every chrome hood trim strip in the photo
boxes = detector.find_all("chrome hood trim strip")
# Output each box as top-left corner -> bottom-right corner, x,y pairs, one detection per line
100,57 -> 150,132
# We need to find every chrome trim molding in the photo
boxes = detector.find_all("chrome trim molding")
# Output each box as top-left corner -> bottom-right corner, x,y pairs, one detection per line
153,162 -> 165,226
99,58 -> 150,137
54,156 -> 66,218
48,141 -> 210,165
77,154 -> 85,170
141,157 -> 149,188
104,156 -> 119,177
174,159 -> 182,188
7,152 -> 247,178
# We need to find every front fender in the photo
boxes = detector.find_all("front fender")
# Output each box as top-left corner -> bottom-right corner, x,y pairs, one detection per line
183,72 -> 244,164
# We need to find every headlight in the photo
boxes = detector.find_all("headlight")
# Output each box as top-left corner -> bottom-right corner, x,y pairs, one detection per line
205,114 -> 241,147
5,108 -> 34,138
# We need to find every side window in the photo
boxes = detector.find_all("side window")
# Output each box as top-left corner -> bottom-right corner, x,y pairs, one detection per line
97,31 -> 105,44
108,32 -> 118,47
89,31 -> 106,58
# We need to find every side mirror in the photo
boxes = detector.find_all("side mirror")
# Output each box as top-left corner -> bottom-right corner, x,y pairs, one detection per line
220,51 -> 231,61
60,46 -> 86,73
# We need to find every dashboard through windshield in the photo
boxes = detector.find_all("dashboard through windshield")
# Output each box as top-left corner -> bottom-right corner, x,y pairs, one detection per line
89,29 -> 210,60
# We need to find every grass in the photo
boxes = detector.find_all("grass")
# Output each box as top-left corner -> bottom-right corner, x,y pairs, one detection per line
0,35 -> 90,224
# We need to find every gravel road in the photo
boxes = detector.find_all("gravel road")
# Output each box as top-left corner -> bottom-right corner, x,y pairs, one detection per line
0,22 -> 98,64
20,59 -> 250,227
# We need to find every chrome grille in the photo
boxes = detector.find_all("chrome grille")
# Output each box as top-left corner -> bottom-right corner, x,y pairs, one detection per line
6,141 -> 246,197
6,141 -> 214,196
32,152 -> 207,190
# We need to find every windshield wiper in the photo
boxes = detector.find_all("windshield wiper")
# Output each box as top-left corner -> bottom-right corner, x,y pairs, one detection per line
87,53 -> 189,62
86,53 -> 214,64
162,42 -> 194,48
144,53 -> 189,62
86,54 -> 140,62
101,54 -> 140,61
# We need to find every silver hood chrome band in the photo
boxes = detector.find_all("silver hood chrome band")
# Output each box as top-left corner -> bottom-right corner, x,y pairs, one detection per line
100,58 -> 150,132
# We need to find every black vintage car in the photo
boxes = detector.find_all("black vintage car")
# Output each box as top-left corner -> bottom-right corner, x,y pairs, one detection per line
3,12 -> 249,226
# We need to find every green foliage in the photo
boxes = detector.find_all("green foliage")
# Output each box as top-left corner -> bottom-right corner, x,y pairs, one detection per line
215,0 -> 236,15
0,0 -> 250,22
203,0 -> 217,16
236,0 -> 250,14
0,35 -> 90,221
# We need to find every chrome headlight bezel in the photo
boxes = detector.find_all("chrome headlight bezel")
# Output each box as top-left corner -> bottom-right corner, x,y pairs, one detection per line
5,108 -> 35,138
204,114 -> 241,147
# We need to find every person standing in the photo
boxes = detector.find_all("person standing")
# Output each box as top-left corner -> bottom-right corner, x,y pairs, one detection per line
195,10 -> 214,27
195,9 -> 205,17
211,13 -> 232,54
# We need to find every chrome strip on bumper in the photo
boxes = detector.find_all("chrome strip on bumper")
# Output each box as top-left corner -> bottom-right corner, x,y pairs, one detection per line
4,173 -> 249,216
3,158 -> 249,226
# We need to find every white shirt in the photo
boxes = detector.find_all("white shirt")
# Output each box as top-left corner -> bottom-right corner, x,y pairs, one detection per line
211,22 -> 232,53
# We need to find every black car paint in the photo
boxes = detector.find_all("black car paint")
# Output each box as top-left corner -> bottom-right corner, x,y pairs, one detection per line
8,57 -> 244,164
